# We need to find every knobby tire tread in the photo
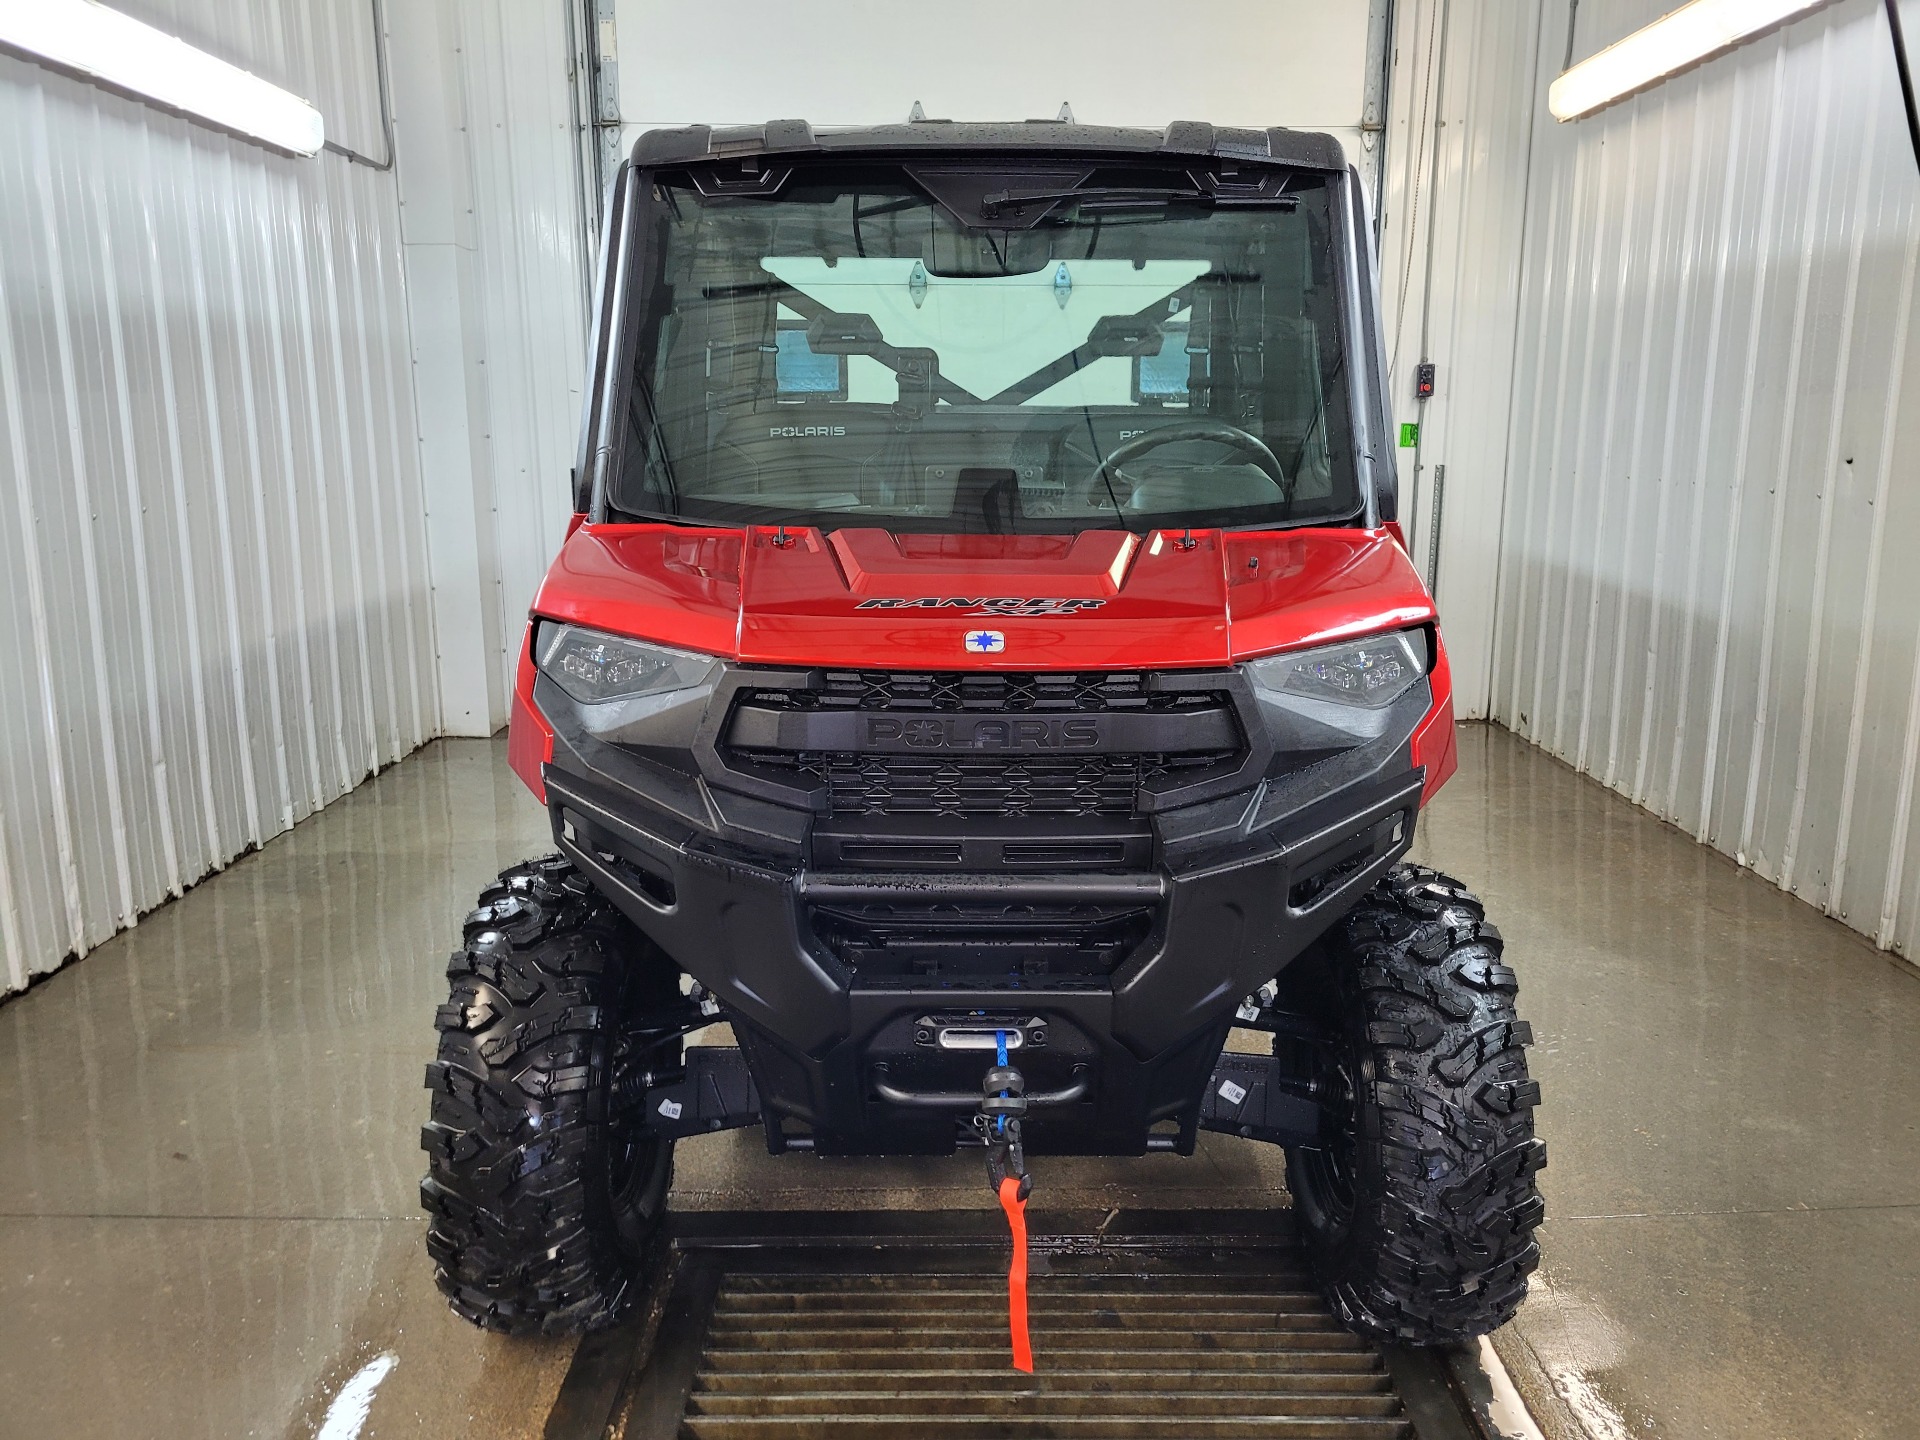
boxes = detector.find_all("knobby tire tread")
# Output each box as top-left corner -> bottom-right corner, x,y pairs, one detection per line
1290,863 -> 1547,1345
421,855 -> 672,1336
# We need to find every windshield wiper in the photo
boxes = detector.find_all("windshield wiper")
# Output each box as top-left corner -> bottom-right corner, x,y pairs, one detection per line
604,505 -> 709,527
623,370 -> 683,506
977,185 -> 1205,218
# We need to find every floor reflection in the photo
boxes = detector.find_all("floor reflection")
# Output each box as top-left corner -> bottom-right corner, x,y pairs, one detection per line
1417,725 -> 1920,1438
0,739 -> 567,1440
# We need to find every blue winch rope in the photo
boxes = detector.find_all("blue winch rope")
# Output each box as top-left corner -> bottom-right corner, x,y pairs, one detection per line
996,1030 -> 1009,1134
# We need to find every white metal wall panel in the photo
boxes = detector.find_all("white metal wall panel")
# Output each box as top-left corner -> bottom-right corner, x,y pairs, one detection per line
608,0 -> 1378,184
1376,0 -> 1546,718
452,0 -> 594,716
0,1 -> 438,994
1490,0 -> 1920,961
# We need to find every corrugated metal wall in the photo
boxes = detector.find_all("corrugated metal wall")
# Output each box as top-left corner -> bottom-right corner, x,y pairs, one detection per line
0,0 -> 597,997
1486,0 -> 1920,960
0,0 -> 440,994
1377,0 -> 1545,720
450,0 -> 594,721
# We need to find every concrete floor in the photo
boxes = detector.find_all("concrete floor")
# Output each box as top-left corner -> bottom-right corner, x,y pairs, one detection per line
1424,731 -> 1920,1440
0,724 -> 1914,1438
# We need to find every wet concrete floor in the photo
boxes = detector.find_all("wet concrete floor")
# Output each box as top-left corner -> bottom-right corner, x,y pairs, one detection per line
0,724 -> 1914,1438
1425,729 -> 1920,1440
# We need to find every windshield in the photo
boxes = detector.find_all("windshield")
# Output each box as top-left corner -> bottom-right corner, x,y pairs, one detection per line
607,162 -> 1362,534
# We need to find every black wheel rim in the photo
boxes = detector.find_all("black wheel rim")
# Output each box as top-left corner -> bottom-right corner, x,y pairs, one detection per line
608,1122 -> 661,1203
607,1125 -> 669,1243
1295,1047 -> 1359,1241
602,1029 -> 678,1255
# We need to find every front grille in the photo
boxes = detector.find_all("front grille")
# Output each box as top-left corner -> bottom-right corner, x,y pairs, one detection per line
729,669 -> 1244,819
743,670 -> 1221,714
753,751 -> 1226,819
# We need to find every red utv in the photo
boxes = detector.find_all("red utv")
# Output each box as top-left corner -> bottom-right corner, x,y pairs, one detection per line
420,118 -> 1544,1347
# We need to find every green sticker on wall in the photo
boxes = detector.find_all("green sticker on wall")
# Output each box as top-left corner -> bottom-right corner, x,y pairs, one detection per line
1399,422 -> 1419,448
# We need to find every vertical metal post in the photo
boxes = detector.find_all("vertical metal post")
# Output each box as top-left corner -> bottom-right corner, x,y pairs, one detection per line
1406,0 -> 1450,568
590,0 -> 624,200
1427,464 -> 1446,596
1360,0 -> 1396,232
563,0 -> 599,313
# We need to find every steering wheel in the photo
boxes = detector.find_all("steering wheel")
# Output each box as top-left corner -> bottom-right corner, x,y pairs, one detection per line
1082,419 -> 1288,509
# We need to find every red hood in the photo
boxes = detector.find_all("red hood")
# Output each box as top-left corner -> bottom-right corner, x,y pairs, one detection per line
531,522 -> 1435,669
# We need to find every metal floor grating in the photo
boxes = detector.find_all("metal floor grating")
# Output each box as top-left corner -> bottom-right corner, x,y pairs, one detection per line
544,1211 -> 1486,1440
691,1270 -> 1402,1437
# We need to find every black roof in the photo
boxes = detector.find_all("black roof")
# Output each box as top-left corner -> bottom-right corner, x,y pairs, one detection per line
631,119 -> 1347,173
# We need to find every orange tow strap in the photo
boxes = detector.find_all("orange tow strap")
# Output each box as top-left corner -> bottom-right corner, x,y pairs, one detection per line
997,1174 -> 1034,1372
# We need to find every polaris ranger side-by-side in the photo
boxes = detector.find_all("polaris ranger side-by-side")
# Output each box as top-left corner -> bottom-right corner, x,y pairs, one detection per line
421,118 -> 1545,1348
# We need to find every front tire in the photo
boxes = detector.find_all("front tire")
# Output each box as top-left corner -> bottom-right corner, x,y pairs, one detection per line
1285,865 -> 1546,1345
421,856 -> 683,1334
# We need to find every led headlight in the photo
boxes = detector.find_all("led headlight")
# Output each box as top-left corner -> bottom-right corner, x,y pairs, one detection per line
536,623 -> 720,705
1244,630 -> 1427,710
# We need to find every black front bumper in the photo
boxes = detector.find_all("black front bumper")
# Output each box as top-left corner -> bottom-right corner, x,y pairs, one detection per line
538,665 -> 1425,1156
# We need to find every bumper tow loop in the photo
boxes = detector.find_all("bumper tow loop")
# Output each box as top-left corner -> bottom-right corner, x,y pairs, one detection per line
982,1031 -> 1034,1373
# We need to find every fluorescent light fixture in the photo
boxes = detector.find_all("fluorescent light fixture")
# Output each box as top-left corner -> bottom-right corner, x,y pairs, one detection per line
1550,0 -> 1840,121
0,0 -> 324,155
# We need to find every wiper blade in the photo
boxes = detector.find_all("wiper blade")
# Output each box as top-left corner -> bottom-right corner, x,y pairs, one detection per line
977,185 -> 1204,217
604,505 -> 707,527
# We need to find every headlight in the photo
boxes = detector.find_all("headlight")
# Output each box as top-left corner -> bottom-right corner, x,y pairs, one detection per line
536,623 -> 719,704
1244,630 -> 1427,710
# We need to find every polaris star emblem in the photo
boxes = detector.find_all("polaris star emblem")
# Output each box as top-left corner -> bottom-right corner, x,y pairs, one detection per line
965,630 -> 1006,654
